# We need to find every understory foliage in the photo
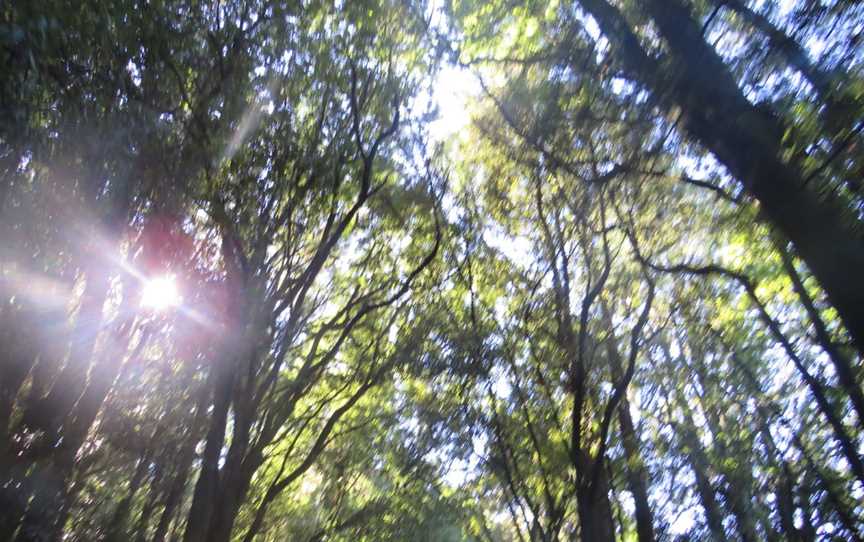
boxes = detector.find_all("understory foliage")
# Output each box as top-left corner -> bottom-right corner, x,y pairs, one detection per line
1,0 -> 863,541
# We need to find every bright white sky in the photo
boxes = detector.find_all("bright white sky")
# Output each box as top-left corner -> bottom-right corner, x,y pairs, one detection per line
428,64 -> 478,143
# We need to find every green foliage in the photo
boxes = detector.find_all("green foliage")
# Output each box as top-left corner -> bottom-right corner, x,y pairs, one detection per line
1,1 -> 864,541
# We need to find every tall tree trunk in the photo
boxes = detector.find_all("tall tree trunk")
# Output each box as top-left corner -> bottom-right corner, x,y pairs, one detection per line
205,463 -> 254,542
797,475 -> 819,542
19,310 -> 68,431
183,209 -> 251,542
687,345 -> 763,542
204,385 -> 257,542
150,387 -> 209,542
678,423 -> 726,542
151,436 -> 197,542
711,0 -> 862,184
142,467 -> 173,542
774,237 -> 864,429
753,420 -> 800,542
720,472 -> 760,542
182,356 -> 235,542
616,401 -> 655,542
776,463 -> 809,542
577,464 -> 616,542
668,384 -> 727,542
601,324 -> 655,542
0,311 -> 39,539
578,0 -> 864,356
12,462 -> 67,542
16,302 -> 142,542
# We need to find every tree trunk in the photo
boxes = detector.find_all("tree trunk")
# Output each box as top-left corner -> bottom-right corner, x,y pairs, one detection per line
19,311 -> 68,431
578,0 -> 864,357
577,467 -> 616,542
776,463 -> 808,542
687,347 -> 763,542
182,356 -> 235,542
18,303 -> 142,542
774,238 -> 864,430
796,472 -> 819,542
205,464 -> 254,542
150,385 -> 209,542
617,402 -> 655,542
0,312 -> 39,539
713,0 -> 862,180
204,387 -> 257,542
150,439 -> 195,542
0,466 -> 29,542
601,326 -> 655,542
671,388 -> 727,542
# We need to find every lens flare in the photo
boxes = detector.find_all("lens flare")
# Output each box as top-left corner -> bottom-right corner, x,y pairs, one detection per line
140,275 -> 180,310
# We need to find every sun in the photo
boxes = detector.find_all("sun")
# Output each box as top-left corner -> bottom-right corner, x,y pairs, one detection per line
140,275 -> 181,310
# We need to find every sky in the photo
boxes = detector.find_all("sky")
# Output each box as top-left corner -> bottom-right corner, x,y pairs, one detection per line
428,64 -> 478,143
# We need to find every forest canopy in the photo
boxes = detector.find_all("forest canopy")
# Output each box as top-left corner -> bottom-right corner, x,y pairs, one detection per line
1,0 -> 863,540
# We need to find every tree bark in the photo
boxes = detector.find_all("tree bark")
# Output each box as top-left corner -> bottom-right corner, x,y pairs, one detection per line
182,355 -> 235,542
776,463 -> 808,542
576,465 -> 616,542
149,454 -> 187,542
12,462 -> 67,542
669,385 -> 727,542
774,238 -> 864,430
0,310 -> 39,539
150,405 -> 205,542
578,0 -> 864,357
686,344 -> 763,542
602,329 -> 655,542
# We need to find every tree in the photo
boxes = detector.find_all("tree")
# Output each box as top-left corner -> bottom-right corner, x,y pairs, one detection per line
2,0 -> 863,540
